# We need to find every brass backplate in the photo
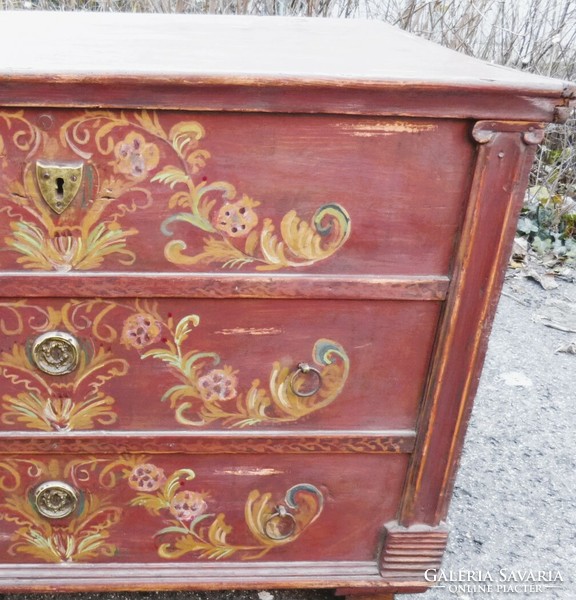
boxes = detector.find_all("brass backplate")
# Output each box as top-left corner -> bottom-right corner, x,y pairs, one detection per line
33,481 -> 79,519
31,331 -> 80,376
36,161 -> 83,214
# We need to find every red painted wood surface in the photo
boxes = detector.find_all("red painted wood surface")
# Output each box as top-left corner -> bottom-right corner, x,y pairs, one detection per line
401,123 -> 544,526
0,453 -> 408,563
0,298 -> 440,432
0,273 -> 450,301
0,109 -> 472,276
0,12 -> 573,598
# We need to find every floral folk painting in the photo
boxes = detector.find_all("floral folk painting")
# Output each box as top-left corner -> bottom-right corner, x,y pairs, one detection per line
0,455 -> 324,563
0,110 -> 351,272
0,300 -> 127,432
0,300 -> 350,432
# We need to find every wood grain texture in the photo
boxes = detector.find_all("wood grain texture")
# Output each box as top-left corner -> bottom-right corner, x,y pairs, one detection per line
0,297 -> 441,433
0,80 -> 569,122
0,13 -> 563,86
0,13 -> 571,594
399,122 -> 544,526
0,109 -> 472,277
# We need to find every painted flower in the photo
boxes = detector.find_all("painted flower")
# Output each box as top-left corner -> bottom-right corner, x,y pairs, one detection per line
169,490 -> 208,521
128,463 -> 166,492
214,195 -> 259,238
197,366 -> 238,402
121,313 -> 162,349
114,132 -> 160,178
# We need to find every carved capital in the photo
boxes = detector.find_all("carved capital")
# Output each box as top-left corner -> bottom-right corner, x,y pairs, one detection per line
522,127 -> 546,145
472,121 -> 545,145
379,521 -> 448,582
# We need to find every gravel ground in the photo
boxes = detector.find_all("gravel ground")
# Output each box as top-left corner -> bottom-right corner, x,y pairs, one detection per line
402,275 -> 576,600
2,277 -> 574,600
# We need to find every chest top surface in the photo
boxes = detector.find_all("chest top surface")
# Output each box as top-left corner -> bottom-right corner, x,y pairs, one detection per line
0,12 -> 573,121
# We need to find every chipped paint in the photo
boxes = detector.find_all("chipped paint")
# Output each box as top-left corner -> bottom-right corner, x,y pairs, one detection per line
215,327 -> 283,336
215,468 -> 284,476
336,121 -> 438,136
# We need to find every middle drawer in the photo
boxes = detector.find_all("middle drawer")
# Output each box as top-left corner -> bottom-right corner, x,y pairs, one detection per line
0,298 -> 440,433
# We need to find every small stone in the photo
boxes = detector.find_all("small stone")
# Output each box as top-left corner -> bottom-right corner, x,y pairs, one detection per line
499,371 -> 533,388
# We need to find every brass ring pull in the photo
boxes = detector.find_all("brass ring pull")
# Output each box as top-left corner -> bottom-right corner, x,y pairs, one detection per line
33,481 -> 79,519
264,505 -> 297,540
31,331 -> 80,376
289,363 -> 322,397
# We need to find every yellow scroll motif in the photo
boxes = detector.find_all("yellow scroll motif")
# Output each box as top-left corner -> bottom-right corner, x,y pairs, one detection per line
121,304 -> 350,428
103,456 -> 324,561
1,110 -> 350,271
0,459 -> 121,563
154,117 -> 352,269
0,111 -> 148,272
0,300 -> 128,431
0,299 -> 349,432
0,456 -> 324,563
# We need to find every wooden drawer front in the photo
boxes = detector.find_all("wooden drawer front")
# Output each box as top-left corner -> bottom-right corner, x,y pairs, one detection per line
0,298 -> 440,433
0,453 -> 408,564
0,109 -> 472,276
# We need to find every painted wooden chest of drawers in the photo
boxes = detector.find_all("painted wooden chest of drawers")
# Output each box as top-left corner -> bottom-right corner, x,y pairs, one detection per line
0,11 -> 573,599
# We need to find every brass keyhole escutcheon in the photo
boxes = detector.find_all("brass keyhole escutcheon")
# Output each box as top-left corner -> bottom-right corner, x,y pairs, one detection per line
31,331 -> 80,376
36,161 -> 84,214
33,481 -> 79,519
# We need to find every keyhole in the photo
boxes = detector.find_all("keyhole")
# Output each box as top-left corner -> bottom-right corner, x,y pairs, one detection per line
55,177 -> 65,200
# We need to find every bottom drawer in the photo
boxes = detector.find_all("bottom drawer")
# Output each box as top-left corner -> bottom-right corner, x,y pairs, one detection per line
0,453 -> 408,565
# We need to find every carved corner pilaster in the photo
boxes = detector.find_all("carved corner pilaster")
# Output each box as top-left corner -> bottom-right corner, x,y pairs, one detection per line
379,521 -> 448,583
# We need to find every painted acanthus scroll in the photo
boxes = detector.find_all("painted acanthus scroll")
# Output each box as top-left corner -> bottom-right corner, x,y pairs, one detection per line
151,118 -> 351,268
0,300 -> 127,432
101,456 -> 324,560
0,458 -> 121,563
120,302 -> 350,428
0,111 -> 151,272
0,109 -> 350,271
0,456 -> 324,563
0,300 -> 349,432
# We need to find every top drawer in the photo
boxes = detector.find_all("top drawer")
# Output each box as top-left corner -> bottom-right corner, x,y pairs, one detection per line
0,109 -> 472,276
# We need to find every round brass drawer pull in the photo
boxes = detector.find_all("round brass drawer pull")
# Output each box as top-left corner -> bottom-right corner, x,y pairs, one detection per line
289,363 -> 322,397
31,331 -> 80,376
33,481 -> 79,519
264,505 -> 297,540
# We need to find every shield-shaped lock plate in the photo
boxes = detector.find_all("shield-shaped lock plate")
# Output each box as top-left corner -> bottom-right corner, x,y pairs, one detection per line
36,161 -> 83,214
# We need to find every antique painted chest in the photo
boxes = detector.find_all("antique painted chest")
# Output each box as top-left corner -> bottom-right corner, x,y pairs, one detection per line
0,12 -> 573,599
